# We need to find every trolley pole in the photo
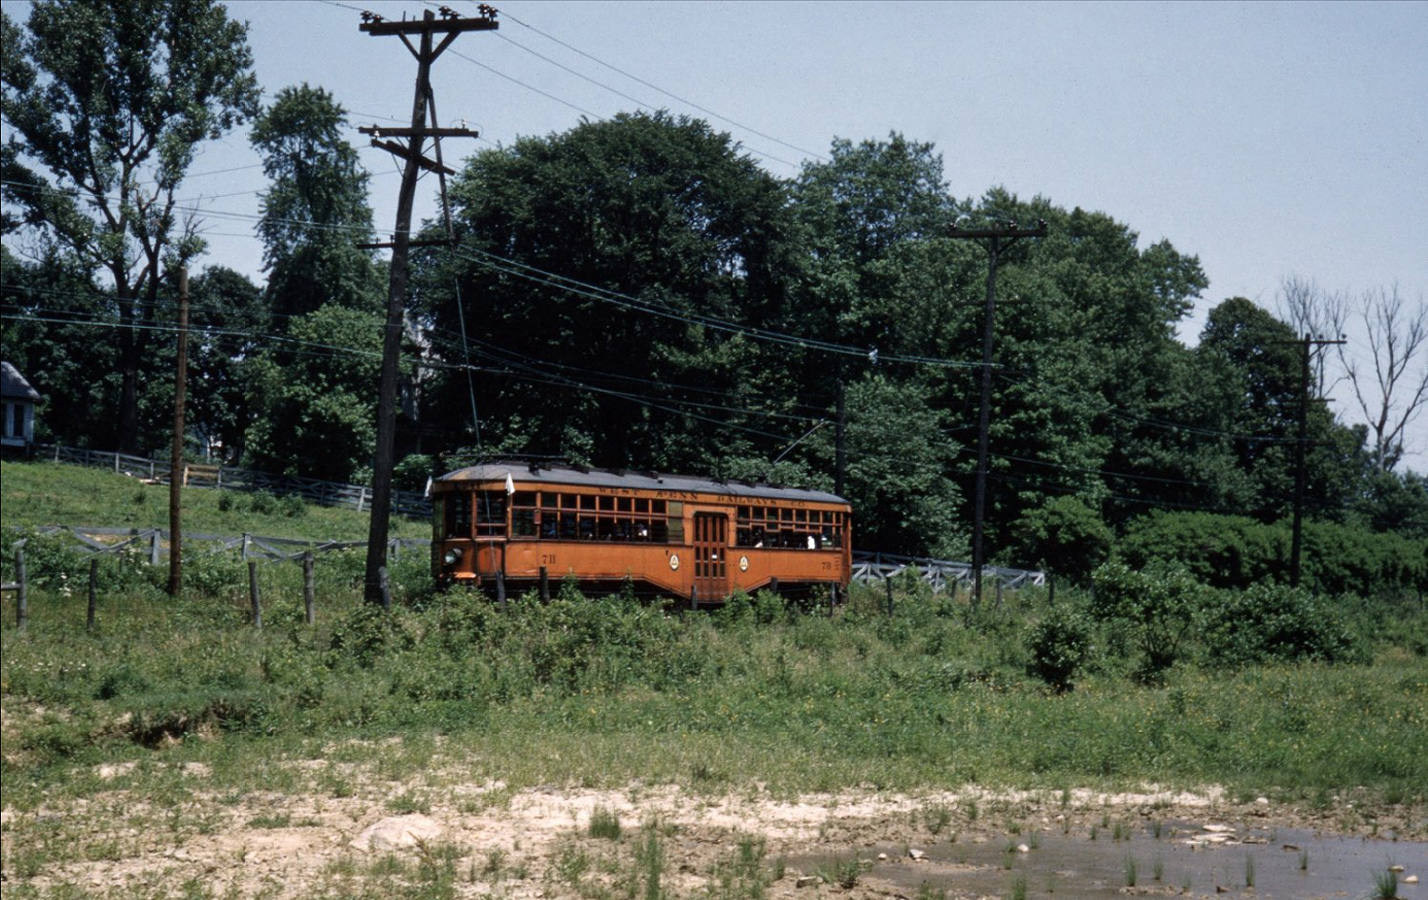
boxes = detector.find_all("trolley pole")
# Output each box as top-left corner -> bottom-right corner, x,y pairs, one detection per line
949,221 -> 1046,610
360,6 -> 495,606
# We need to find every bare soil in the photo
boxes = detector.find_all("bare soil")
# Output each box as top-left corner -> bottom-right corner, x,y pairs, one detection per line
3,752 -> 1425,899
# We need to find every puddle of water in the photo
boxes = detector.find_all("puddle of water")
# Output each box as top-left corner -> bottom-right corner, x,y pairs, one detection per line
796,821 -> 1427,899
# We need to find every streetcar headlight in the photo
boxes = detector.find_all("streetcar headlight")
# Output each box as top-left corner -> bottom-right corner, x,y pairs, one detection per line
443,548 -> 462,566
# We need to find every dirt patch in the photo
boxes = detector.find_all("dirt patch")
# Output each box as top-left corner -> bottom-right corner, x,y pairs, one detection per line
4,765 -> 1424,899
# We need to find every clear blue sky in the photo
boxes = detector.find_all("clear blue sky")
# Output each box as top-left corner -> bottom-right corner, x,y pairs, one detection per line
7,0 -> 1428,461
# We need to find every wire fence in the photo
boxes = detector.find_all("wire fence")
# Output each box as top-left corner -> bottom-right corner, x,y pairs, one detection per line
851,550 -> 1045,592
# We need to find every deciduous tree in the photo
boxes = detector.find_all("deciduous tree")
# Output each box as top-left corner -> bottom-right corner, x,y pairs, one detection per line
1,0 -> 260,452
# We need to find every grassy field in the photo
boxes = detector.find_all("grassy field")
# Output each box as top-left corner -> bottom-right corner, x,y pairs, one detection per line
2,461 -> 1426,897
0,459 -> 430,541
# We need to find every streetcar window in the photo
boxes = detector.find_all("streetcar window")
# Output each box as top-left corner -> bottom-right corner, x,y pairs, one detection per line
599,495 -> 615,511
560,512 -> 577,539
667,501 -> 684,543
650,520 -> 669,543
513,509 -> 537,537
474,492 -> 506,536
561,493 -> 578,509
635,498 -> 649,513
652,500 -> 666,514
512,491 -> 537,508
540,492 -> 556,509
617,496 -> 633,512
580,494 -> 596,510
444,494 -> 471,539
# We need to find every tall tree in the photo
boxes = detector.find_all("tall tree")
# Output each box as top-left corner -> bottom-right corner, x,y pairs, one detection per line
431,111 -> 800,472
1,0 -> 260,452
1339,285 -> 1427,472
250,84 -> 382,322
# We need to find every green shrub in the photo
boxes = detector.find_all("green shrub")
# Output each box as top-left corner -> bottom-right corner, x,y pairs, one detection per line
1027,604 -> 1093,692
1090,561 -> 1203,682
248,490 -> 277,515
1201,583 -> 1366,667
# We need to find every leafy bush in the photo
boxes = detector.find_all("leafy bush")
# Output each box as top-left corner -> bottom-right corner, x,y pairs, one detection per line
1027,604 -> 1092,692
1008,496 -> 1113,584
1090,561 -> 1204,682
248,490 -> 278,515
1201,583 -> 1366,667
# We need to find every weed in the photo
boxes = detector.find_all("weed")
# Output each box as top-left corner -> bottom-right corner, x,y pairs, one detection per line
1153,855 -> 1164,882
1008,872 -> 1028,900
1123,854 -> 1138,887
916,881 -> 946,900
1367,867 -> 1400,900
922,802 -> 952,836
247,814 -> 291,829
1244,853 -> 1255,888
818,857 -> 862,890
1300,848 -> 1309,871
636,824 -> 666,900
1152,819 -> 1163,839
965,799 -> 979,822
589,804 -> 622,840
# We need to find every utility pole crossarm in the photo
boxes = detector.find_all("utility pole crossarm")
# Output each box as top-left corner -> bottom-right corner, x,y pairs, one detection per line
367,138 -> 459,176
359,126 -> 481,139
359,16 -> 498,38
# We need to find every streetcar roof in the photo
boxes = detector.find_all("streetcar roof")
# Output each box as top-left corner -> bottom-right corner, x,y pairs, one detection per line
437,462 -> 849,507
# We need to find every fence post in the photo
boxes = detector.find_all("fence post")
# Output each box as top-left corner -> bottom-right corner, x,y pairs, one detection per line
15,547 -> 27,631
378,565 -> 391,611
769,576 -> 779,597
995,579 -> 1003,611
828,583 -> 837,617
87,557 -> 99,630
150,530 -> 161,566
303,552 -> 315,625
885,575 -> 894,618
496,570 -> 506,610
248,561 -> 261,628
242,533 -> 251,561
358,487 -> 367,513
1048,573 -> 1056,606
690,584 -> 698,612
113,451 -> 120,474
950,579 -> 959,602
539,566 -> 550,603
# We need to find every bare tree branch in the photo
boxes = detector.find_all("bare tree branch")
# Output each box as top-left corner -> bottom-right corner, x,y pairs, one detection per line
1338,284 -> 1428,471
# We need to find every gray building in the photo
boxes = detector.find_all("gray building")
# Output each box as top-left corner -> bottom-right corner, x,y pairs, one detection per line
1,362 -> 42,452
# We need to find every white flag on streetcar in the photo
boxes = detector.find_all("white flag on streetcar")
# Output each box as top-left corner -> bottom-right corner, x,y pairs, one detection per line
505,473 -> 515,495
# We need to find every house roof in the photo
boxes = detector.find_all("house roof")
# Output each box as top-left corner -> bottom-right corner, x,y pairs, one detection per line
1,362 -> 42,402
438,461 -> 849,506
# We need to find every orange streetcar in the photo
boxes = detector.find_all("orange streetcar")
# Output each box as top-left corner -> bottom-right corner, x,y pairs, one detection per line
431,462 -> 852,603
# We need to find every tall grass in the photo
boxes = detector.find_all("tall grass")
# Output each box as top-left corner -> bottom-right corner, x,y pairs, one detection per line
3,577 -> 1426,816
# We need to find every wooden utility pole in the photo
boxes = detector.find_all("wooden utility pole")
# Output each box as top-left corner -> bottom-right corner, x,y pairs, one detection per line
949,221 -> 1047,610
168,267 -> 189,596
360,7 -> 494,607
1286,333 -> 1345,586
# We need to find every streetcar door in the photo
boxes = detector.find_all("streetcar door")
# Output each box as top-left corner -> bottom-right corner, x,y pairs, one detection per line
692,512 -> 728,602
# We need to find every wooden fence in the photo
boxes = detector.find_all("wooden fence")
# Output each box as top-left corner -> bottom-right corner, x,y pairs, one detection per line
35,444 -> 433,518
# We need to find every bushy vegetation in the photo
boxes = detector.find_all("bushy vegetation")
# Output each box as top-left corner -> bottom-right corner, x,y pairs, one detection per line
3,560 -> 1424,815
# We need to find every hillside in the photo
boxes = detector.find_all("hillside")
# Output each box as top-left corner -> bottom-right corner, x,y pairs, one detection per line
0,459 -> 430,542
